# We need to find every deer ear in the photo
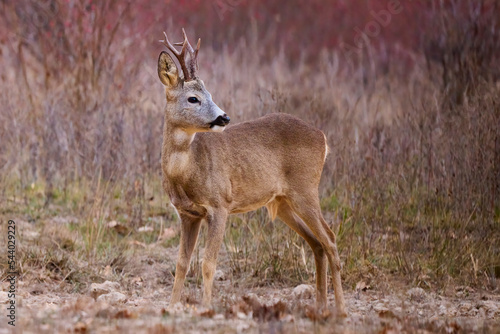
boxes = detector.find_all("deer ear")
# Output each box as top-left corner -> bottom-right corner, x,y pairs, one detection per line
158,51 -> 180,88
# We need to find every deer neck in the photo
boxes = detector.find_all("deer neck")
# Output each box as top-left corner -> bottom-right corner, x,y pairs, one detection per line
162,114 -> 196,180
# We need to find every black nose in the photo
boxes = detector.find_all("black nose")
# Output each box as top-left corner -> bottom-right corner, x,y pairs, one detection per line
210,114 -> 230,127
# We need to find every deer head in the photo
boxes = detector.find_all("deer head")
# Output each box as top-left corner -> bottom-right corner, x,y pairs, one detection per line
158,29 -> 230,133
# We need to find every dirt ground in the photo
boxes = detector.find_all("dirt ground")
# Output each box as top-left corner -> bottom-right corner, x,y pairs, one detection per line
1,237 -> 499,334
3,286 -> 499,334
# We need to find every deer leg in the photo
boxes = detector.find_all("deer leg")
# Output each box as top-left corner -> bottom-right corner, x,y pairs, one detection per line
289,195 -> 347,317
169,213 -> 203,307
320,215 -> 347,317
274,200 -> 328,309
201,208 -> 228,307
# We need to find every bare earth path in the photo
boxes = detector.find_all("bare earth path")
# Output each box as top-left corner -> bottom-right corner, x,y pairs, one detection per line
1,283 -> 499,333
1,259 -> 499,333
0,216 -> 499,333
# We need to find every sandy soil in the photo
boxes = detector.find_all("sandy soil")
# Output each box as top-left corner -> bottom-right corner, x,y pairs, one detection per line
1,218 -> 499,333
1,263 -> 499,333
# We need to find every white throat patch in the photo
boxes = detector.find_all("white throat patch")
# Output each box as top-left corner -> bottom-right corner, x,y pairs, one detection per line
210,125 -> 226,133
173,129 -> 195,145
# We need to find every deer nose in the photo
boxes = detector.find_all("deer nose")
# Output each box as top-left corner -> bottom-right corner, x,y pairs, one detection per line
220,114 -> 230,124
211,114 -> 230,127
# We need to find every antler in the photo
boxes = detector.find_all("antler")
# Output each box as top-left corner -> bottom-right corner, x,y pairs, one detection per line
160,28 -> 201,81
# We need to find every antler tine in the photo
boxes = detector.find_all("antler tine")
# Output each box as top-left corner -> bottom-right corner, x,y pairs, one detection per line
160,30 -> 200,81
161,31 -> 193,81
181,28 -> 202,72
161,31 -> 182,56
192,38 -> 201,71
181,28 -> 194,53
180,28 -> 201,75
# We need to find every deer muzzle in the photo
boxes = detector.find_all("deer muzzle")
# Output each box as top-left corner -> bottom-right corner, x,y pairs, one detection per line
210,114 -> 230,128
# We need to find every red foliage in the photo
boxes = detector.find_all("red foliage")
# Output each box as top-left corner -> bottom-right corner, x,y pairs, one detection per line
2,0 -> 498,70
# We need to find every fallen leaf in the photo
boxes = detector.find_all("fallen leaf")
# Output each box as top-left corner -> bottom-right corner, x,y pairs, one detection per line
132,276 -> 143,287
199,308 -> 215,318
355,281 -> 369,292
74,321 -> 87,333
378,309 -> 399,320
107,221 -> 129,235
102,265 -> 112,277
114,309 -> 137,319
225,300 -> 251,319
242,294 -> 288,322
304,305 -> 331,321
90,281 -> 120,299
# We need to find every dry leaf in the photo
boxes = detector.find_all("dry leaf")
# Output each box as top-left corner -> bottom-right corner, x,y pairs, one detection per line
242,295 -> 287,322
74,321 -> 87,333
355,281 -> 369,292
199,308 -> 216,318
107,221 -> 129,235
114,309 -> 137,319
304,305 -> 332,321
103,265 -> 112,277
225,300 -> 251,319
132,277 -> 143,287
378,309 -> 399,319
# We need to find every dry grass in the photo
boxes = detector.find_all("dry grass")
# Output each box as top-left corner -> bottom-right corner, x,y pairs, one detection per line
0,2 -> 499,329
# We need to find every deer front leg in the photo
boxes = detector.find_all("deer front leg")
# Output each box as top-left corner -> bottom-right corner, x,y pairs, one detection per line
169,212 -> 203,306
201,208 -> 228,307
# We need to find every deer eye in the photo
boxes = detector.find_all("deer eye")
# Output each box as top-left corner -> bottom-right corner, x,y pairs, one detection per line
188,97 -> 199,104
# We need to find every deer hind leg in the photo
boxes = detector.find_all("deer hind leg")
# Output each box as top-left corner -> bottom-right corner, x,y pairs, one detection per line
273,199 -> 328,309
201,208 -> 228,307
169,213 -> 203,307
288,194 -> 347,317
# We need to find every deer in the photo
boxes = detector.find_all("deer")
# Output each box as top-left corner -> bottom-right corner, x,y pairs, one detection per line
157,29 -> 347,316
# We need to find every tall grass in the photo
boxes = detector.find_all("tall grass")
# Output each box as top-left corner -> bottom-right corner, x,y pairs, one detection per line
0,0 -> 498,291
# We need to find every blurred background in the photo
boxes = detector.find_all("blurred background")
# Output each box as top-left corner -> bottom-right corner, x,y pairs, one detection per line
0,0 -> 499,292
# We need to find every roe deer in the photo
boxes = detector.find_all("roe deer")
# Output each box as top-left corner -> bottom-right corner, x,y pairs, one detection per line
158,29 -> 347,316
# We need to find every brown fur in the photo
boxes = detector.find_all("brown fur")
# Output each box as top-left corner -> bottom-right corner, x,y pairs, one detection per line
158,32 -> 347,316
